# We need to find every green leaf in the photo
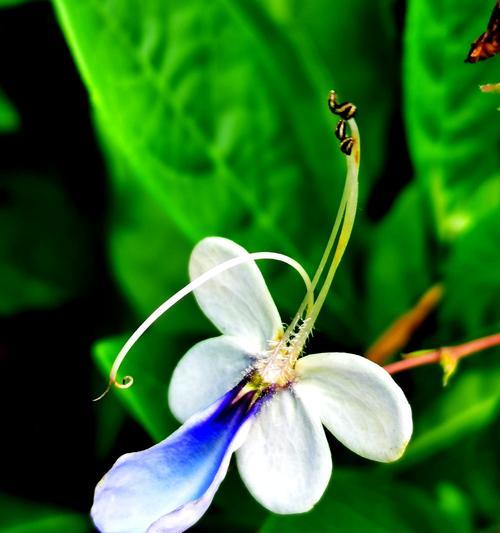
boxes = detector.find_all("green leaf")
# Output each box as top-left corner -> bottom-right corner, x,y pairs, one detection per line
225,0 -> 399,206
101,136 -> 211,321
393,369 -> 499,468
53,0 -> 398,337
199,468 -> 267,531
0,0 -> 33,7
54,0 -> 311,254
364,183 -> 431,343
0,494 -> 91,533
0,88 -> 20,133
440,210 -> 500,337
404,0 -> 500,242
436,482 -> 473,533
262,469 -> 466,533
3,516 -> 90,533
94,382 -> 127,458
458,425 -> 500,519
408,424 -> 499,522
93,331 -> 181,442
0,176 -> 90,315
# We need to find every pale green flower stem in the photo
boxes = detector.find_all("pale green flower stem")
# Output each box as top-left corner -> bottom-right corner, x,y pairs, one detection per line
308,119 -> 360,323
281,119 -> 360,360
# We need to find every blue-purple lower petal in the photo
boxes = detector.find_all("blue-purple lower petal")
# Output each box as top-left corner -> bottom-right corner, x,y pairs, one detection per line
91,385 -> 257,533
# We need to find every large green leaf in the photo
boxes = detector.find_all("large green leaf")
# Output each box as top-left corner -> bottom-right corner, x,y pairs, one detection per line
54,0 -> 312,255
0,0 -> 36,7
262,469 -> 468,533
225,0 -> 398,207
0,176 -> 89,315
435,483 -> 473,533
459,425 -> 500,519
391,369 -> 499,469
364,183 -> 432,344
0,494 -> 90,533
440,210 -> 500,337
0,88 -> 20,133
53,0 -> 397,322
199,468 -> 267,531
93,330 -> 181,442
404,0 -> 500,242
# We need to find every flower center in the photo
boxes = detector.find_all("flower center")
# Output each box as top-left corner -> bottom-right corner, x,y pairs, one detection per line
252,320 -> 310,388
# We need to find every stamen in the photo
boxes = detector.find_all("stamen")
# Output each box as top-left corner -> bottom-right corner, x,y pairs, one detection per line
328,90 -> 357,120
94,251 -> 313,401
308,118 -> 360,324
340,137 -> 354,155
283,92 -> 360,354
335,120 -> 346,141
281,157 -> 351,343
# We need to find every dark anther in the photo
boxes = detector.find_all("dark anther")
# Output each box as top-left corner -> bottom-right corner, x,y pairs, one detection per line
335,119 -> 346,141
327,90 -> 338,114
335,102 -> 357,120
328,90 -> 357,120
340,137 -> 354,156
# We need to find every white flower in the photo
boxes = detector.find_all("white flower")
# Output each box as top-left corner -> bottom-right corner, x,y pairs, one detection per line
91,237 -> 412,533
91,103 -> 412,533
171,237 -> 413,507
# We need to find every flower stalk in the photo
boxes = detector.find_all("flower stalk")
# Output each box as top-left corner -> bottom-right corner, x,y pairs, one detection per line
384,333 -> 500,382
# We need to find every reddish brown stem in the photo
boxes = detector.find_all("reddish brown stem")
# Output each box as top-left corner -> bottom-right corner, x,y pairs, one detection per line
480,83 -> 500,93
384,333 -> 500,375
366,284 -> 443,364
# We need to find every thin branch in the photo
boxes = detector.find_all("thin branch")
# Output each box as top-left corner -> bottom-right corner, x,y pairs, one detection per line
480,83 -> 500,93
384,333 -> 500,376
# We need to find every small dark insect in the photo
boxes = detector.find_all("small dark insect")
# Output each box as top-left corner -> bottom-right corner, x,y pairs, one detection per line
328,90 -> 357,120
465,0 -> 500,63
340,137 -> 354,156
335,119 -> 346,141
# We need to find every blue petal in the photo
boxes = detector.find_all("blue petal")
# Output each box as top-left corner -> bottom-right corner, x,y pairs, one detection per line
91,385 -> 257,533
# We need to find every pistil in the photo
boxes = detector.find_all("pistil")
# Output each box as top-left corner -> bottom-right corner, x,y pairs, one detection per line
251,96 -> 361,389
278,100 -> 361,362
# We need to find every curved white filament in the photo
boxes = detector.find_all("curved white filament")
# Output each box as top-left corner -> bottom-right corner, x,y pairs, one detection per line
94,251 -> 313,401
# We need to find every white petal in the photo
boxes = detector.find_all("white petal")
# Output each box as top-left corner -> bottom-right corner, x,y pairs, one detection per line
295,352 -> 413,462
189,237 -> 282,347
168,336 -> 253,422
236,388 -> 332,514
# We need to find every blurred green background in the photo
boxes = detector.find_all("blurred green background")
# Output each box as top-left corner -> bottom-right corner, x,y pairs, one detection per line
0,0 -> 498,531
